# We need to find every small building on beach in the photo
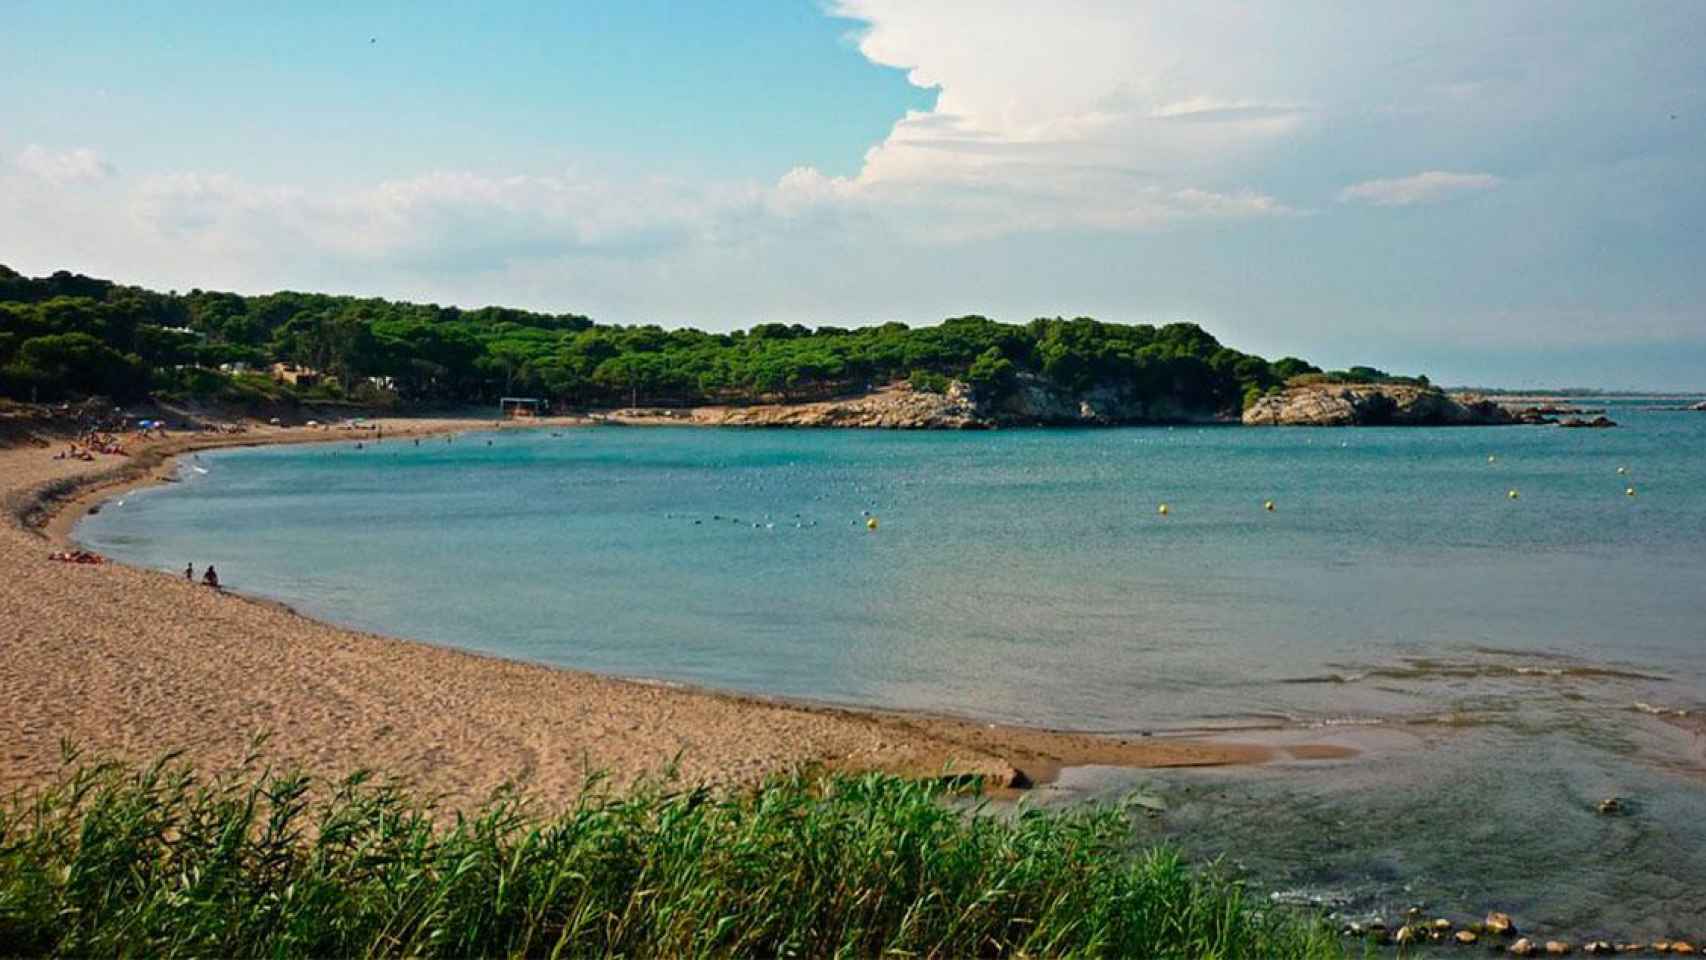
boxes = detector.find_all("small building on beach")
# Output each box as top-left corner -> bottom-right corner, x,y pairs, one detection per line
499,396 -> 545,418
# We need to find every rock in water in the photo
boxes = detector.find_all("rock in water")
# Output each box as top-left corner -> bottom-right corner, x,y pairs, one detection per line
1584,943 -> 1614,955
1546,941 -> 1574,956
1674,942 -> 1698,955
1456,930 -> 1479,945
1558,415 -> 1619,428
1486,912 -> 1517,936
1510,938 -> 1537,957
1597,797 -> 1625,815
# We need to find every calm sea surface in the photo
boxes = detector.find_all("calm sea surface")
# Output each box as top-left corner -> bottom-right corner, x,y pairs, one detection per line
81,398 -> 1706,940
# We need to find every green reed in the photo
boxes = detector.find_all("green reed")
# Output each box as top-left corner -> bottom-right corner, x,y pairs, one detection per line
0,747 -> 1342,958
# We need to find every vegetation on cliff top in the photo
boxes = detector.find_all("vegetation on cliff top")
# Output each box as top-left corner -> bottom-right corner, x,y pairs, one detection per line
0,265 -> 1353,415
0,750 -> 1341,958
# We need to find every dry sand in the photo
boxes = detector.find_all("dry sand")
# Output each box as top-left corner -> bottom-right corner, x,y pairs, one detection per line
0,413 -> 1350,809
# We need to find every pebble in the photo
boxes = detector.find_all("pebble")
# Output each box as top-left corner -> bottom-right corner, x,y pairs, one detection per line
1547,942 -> 1574,956
1511,939 -> 1537,957
1455,929 -> 1478,945
1676,943 -> 1698,956
1584,944 -> 1614,956
1487,912 -> 1517,936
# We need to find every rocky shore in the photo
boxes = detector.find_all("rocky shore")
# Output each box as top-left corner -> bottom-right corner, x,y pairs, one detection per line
1241,383 -> 1519,426
598,375 -> 1232,429
602,378 -> 1598,430
1337,908 -> 1699,956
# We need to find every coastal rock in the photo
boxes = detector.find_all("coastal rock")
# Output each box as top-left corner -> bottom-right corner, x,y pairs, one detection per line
1559,416 -> 1618,429
1511,938 -> 1538,956
1486,912 -> 1517,936
1241,383 -> 1517,426
1597,797 -> 1625,815
675,382 -> 989,430
1675,942 -> 1697,955
1584,943 -> 1614,955
1456,929 -> 1479,945
1548,941 -> 1574,955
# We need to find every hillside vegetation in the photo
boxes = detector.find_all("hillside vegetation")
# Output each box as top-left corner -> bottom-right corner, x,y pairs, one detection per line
0,265 -> 1346,416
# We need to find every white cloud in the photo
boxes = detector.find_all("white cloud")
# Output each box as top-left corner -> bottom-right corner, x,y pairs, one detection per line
781,0 -> 1311,235
13,145 -> 115,183
1338,171 -> 1502,207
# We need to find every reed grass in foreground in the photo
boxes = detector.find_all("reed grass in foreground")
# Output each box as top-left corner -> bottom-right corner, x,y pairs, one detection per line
0,750 -> 1343,958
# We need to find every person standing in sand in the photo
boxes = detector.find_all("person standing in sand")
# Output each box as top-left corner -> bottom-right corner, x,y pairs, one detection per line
202,566 -> 220,590
185,562 -> 193,580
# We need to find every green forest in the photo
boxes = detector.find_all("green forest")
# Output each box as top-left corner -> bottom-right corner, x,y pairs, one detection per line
0,265 -> 1375,415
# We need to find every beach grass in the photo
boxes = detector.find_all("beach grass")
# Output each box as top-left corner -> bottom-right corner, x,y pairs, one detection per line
0,747 -> 1343,958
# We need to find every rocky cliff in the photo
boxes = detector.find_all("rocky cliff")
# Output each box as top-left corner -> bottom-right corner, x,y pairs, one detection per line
1241,384 -> 1517,426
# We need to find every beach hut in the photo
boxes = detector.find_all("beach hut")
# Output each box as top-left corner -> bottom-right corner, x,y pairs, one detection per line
499,397 -> 545,418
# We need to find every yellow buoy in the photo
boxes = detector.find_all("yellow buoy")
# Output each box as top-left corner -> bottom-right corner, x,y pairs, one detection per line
1263,500 -> 1276,512
1626,486 -> 1636,497
866,516 -> 879,530
1508,489 -> 1520,500
1488,455 -> 1497,464
1157,503 -> 1170,516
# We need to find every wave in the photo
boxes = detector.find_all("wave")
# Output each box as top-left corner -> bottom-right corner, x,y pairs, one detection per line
1632,701 -> 1692,717
1282,659 -> 1664,686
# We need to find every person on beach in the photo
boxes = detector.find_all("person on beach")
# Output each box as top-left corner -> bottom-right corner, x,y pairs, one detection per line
202,566 -> 220,589
185,563 -> 193,580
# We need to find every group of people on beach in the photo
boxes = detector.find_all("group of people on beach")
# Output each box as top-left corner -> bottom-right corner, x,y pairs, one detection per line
185,563 -> 220,589
47,549 -> 105,565
53,431 -> 129,461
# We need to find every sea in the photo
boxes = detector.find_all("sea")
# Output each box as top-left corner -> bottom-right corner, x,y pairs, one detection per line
79,397 -> 1706,943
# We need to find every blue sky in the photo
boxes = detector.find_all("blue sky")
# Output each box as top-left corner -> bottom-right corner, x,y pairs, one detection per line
3,1 -> 1704,389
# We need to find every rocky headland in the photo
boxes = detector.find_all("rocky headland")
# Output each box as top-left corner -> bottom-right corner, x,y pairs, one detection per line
600,374 -> 1228,430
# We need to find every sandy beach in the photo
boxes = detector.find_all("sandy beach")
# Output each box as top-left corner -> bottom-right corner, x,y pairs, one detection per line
0,412 -> 1349,809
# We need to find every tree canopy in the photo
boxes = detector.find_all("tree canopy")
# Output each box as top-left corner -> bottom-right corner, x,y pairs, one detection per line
0,264 -> 1353,414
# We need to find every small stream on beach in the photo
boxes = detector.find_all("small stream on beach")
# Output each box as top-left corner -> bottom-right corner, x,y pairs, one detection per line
79,398 -> 1706,941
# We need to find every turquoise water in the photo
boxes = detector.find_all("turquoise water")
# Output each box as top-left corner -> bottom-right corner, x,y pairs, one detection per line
80,399 -> 1706,938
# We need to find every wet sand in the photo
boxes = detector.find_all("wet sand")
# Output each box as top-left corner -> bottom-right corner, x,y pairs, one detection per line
1,414 -> 1350,808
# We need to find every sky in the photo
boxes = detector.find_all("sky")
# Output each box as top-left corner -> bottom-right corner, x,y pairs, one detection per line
3,1 -> 1704,389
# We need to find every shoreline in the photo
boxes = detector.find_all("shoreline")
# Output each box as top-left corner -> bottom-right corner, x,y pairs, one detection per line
2,413 -> 1357,808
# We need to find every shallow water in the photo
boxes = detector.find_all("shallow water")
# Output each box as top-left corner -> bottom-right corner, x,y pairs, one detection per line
80,399 -> 1706,937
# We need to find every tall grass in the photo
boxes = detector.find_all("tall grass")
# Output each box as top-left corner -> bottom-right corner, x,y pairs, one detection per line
0,749 -> 1342,958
